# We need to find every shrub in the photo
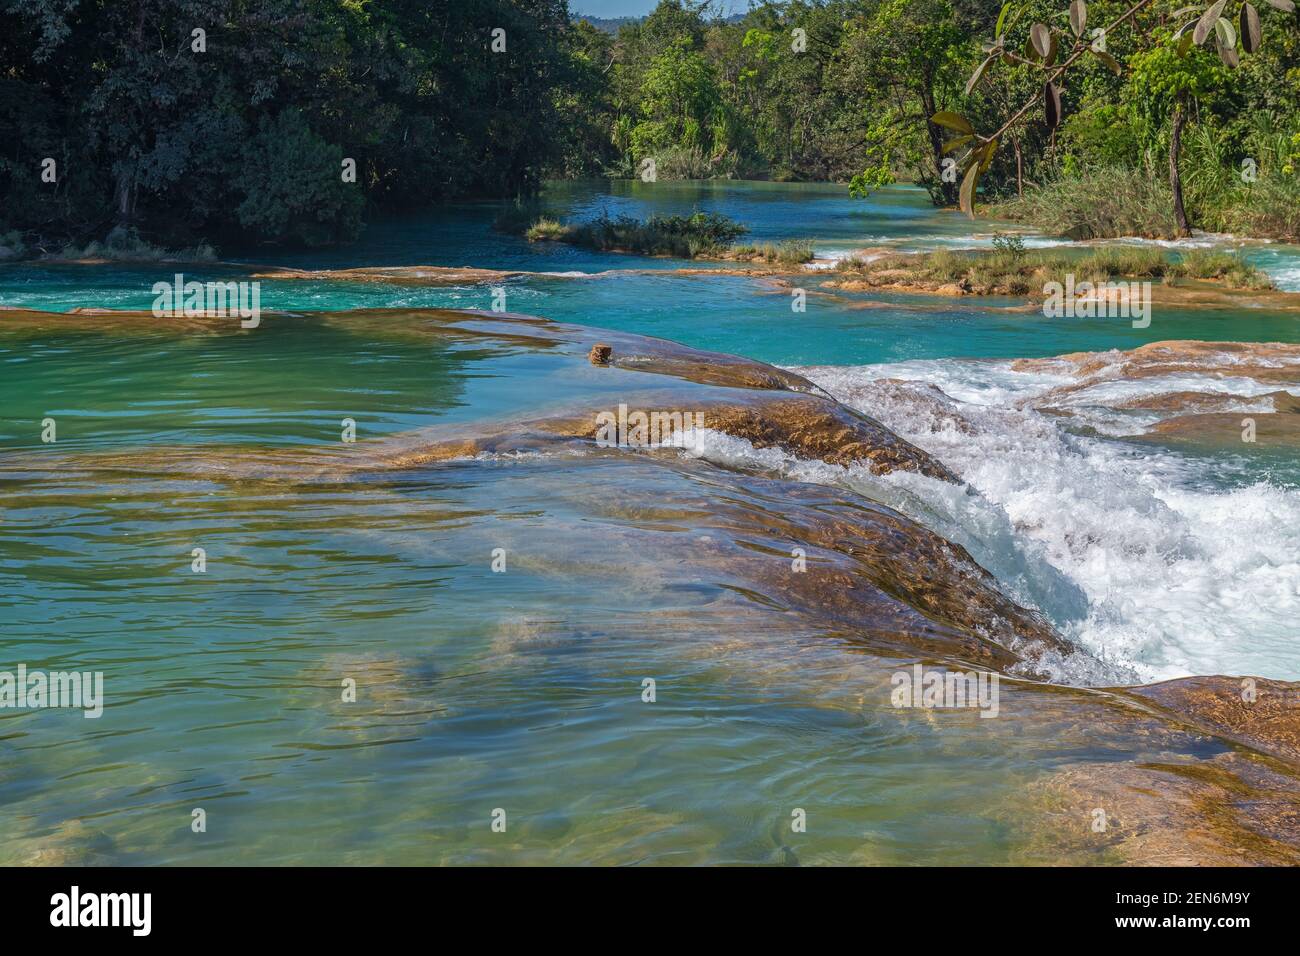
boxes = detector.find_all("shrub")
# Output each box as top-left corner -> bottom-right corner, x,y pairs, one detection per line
1220,177 -> 1300,241
991,232 -> 1028,263
827,243 -> 1270,291
562,211 -> 748,258
494,200 -> 545,235
991,166 -> 1181,240
732,239 -> 814,264
923,249 -> 972,282
524,218 -> 568,241
233,110 -> 364,247
56,226 -> 216,262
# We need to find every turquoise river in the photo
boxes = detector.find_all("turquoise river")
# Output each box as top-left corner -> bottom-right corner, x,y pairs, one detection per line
3,182 -> 1300,864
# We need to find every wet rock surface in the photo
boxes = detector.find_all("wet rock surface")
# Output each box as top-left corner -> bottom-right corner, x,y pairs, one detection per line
6,308 -> 1300,864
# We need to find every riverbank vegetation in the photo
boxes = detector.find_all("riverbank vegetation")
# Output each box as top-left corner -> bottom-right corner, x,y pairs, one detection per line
522,211 -> 747,257
2,1 -> 1298,252
563,0 -> 1300,241
516,209 -> 816,262
519,210 -> 813,263
834,242 -> 1274,292
0,1 -> 594,251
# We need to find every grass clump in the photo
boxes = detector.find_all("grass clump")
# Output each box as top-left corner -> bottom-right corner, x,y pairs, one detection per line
1077,245 -> 1169,283
494,200 -> 545,235
1221,178 -> 1300,241
990,167 -> 1181,240
833,243 -> 1272,293
731,239 -> 815,264
524,218 -> 568,241
56,227 -> 216,263
1173,249 -> 1272,289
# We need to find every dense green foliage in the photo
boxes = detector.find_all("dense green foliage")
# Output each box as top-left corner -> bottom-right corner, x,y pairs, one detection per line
3,0 -> 1298,251
0,0 -> 597,249
573,0 -> 1299,236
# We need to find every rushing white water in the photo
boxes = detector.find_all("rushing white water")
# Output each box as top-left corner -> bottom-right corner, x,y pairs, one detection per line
667,354 -> 1300,686
790,360 -> 1300,685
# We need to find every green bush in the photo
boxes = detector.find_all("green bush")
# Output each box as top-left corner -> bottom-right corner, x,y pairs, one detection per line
55,227 -> 217,262
233,110 -> 365,247
561,211 -> 748,258
991,232 -> 1028,263
922,249 -> 973,282
494,201 -> 545,235
827,243 -> 1268,292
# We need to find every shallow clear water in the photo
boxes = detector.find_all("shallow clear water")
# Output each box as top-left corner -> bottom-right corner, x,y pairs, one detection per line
8,182 -> 1299,366
2,182 -> 1298,864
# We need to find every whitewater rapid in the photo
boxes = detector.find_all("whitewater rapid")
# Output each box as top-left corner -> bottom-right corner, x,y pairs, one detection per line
668,357 -> 1300,686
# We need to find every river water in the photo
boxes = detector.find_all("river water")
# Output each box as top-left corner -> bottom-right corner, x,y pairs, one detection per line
2,182 -> 1299,864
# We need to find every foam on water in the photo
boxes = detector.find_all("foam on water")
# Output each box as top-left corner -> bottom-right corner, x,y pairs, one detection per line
667,426 -> 1120,685
1103,231 -> 1236,249
1028,373 -> 1286,437
786,360 -> 1300,684
1272,265 -> 1300,292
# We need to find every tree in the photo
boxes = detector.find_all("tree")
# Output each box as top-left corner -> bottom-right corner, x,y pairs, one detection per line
631,35 -> 723,158
841,0 -> 973,203
936,0 -> 1298,227
1126,37 -> 1229,233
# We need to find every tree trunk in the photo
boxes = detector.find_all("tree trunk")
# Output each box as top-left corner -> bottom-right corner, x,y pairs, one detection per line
1013,137 -> 1023,199
918,84 -> 956,206
114,169 -> 133,228
1169,97 -> 1191,237
112,3 -> 146,231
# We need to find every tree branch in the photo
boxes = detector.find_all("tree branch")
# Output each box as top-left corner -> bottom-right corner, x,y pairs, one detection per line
984,0 -> 1160,146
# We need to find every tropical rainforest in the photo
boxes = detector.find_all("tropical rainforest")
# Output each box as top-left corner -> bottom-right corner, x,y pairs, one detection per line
1,0 -> 1297,250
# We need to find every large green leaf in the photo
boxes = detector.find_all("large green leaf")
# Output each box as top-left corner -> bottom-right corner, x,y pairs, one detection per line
996,2 -> 1013,38
965,55 -> 997,96
941,134 -> 974,154
978,138 -> 999,174
1215,16 -> 1236,49
931,112 -> 975,134
1045,31 -> 1059,67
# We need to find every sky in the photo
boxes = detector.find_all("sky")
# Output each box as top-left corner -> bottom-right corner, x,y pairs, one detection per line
573,1 -> 750,17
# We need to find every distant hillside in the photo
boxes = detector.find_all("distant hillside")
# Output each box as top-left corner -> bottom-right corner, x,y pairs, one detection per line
576,11 -> 748,34
577,16 -> 639,34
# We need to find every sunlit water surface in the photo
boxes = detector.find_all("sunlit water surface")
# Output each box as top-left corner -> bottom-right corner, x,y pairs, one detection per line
2,182 -> 1299,864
